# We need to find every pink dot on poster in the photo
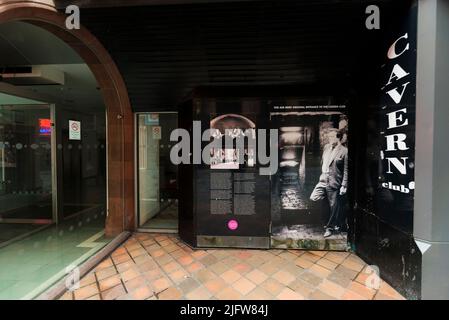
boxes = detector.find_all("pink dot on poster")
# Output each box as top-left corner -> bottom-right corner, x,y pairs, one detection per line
228,219 -> 238,230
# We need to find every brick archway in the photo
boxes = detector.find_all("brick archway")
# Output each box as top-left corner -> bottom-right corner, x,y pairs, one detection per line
0,0 -> 134,236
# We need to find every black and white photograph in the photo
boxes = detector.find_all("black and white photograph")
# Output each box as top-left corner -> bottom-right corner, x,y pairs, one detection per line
270,108 -> 349,250
209,114 -> 256,169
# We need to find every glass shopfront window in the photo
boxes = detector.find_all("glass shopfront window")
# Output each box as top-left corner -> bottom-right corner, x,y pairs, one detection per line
0,104 -> 54,226
137,113 -> 178,231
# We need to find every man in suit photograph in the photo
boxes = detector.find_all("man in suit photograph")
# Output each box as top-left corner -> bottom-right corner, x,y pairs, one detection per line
310,128 -> 348,238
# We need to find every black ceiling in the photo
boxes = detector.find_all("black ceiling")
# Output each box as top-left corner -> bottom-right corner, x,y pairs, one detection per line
77,0 -> 393,111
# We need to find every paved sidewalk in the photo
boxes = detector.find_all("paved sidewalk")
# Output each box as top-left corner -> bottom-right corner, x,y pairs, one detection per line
61,233 -> 405,300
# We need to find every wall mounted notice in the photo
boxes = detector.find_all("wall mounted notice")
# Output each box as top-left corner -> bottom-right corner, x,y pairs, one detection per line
69,120 -> 81,140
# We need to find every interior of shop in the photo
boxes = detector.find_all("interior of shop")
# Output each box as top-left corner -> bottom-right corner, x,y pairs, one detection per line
0,21 -> 108,299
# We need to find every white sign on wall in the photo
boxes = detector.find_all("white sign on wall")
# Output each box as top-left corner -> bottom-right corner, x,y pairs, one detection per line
69,120 -> 81,140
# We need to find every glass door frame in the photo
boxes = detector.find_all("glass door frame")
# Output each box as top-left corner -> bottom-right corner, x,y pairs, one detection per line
0,103 -> 57,224
134,111 -> 179,233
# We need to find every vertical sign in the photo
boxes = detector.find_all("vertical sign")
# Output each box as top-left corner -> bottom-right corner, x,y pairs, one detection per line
69,120 -> 81,140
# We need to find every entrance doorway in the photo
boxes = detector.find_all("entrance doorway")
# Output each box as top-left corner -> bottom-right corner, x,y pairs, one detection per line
137,112 -> 179,232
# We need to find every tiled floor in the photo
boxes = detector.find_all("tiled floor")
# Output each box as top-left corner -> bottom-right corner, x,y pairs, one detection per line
0,210 -> 109,299
62,233 -> 405,300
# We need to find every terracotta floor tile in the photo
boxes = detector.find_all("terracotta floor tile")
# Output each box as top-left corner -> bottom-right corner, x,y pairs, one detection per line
186,286 -> 213,300
152,277 -> 172,293
327,270 -> 352,288
277,288 -> 304,300
246,269 -> 268,285
298,271 -> 324,287
247,256 -> 266,268
200,254 -> 219,266
347,281 -> 376,299
309,251 -> 327,257
220,270 -> 242,284
150,249 -> 165,258
374,291 -> 399,300
124,275 -> 147,292
309,289 -> 337,300
71,233 -> 405,301
101,284 -> 126,300
129,248 -> 147,259
324,252 -> 349,264
74,283 -> 99,300
341,290 -> 368,300
170,248 -> 185,258
208,262 -> 229,275
121,267 -> 141,282
232,277 -> 256,295
186,261 -> 204,273
137,260 -> 158,273
141,239 -> 156,247
283,263 -> 304,276
318,279 -> 346,299
112,247 -> 127,257
288,279 -> 314,298
235,251 -> 253,260
301,252 -> 321,263
316,258 -> 338,271
112,253 -> 132,265
134,255 -> 152,265
295,256 -> 314,269
245,287 -> 274,300
144,268 -> 163,281
334,265 -> 359,280
96,258 -> 114,271
115,261 -> 135,273
126,243 -> 143,252
272,270 -> 295,286
378,281 -> 405,299
59,291 -> 73,300
162,261 -> 181,273
96,266 -> 117,281
146,244 -> 161,252
191,250 -> 208,259
204,277 -> 227,294
79,273 -> 96,288
232,263 -> 252,275
278,251 -> 299,261
341,258 -> 365,272
178,277 -> 200,294
86,294 -> 101,300
196,269 -> 217,284
178,255 -> 194,266
158,286 -> 182,300
259,262 -> 279,275
260,278 -> 284,295
215,287 -> 242,300
99,275 -> 122,292
169,269 -> 188,283
309,264 -> 332,279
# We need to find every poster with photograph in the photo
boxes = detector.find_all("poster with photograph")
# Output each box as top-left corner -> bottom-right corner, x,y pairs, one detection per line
210,114 -> 256,169
270,105 -> 349,250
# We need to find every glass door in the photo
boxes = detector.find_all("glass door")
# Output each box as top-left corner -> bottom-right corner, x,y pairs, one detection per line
0,105 -> 54,224
137,112 -> 178,231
